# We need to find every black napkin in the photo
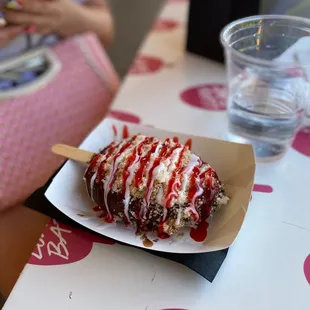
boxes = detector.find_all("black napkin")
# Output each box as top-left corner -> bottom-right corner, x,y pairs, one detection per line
25,172 -> 228,282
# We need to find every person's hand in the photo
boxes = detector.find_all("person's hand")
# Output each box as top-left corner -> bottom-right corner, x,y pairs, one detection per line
3,0 -> 86,37
0,24 -> 23,47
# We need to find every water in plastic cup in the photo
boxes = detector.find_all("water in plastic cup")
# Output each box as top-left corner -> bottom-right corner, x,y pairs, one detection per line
220,15 -> 310,159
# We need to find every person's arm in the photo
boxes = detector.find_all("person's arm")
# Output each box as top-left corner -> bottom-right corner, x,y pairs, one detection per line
81,0 -> 114,45
0,25 -> 23,47
72,0 -> 114,46
4,0 -> 114,46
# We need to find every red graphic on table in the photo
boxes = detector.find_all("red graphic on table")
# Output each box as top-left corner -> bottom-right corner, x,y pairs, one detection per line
304,255 -> 310,284
29,219 -> 115,266
130,56 -> 167,74
180,84 -> 227,111
153,19 -> 180,31
250,184 -> 273,201
109,110 -> 141,124
292,126 -> 310,157
253,184 -> 273,193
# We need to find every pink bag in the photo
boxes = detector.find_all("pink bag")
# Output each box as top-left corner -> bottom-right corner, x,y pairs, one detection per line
0,33 -> 119,210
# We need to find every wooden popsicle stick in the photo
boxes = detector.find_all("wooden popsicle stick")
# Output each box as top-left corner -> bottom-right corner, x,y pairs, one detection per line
52,144 -> 95,163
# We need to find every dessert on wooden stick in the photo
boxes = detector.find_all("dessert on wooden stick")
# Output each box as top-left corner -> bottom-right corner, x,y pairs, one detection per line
51,135 -> 229,243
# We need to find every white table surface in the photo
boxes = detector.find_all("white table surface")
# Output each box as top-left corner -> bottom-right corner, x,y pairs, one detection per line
4,0 -> 310,309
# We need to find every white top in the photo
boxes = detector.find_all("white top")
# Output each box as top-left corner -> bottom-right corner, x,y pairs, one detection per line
4,1 -> 310,309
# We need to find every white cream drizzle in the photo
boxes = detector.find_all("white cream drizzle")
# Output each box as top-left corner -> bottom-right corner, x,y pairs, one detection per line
88,145 -> 117,200
156,186 -> 164,206
122,136 -> 148,221
102,138 -> 136,219
185,178 -> 204,220
144,143 -> 185,221
140,142 -> 162,219
89,173 -> 97,201
166,152 -> 202,207
175,207 -> 183,226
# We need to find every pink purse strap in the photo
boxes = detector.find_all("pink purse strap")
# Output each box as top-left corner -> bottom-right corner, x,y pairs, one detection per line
75,34 -> 119,94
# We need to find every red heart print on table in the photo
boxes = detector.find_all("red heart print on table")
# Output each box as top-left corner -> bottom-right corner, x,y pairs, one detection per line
250,184 -> 273,201
253,184 -> 273,193
29,219 -> 115,266
130,55 -> 169,75
180,84 -> 227,111
304,255 -> 310,284
153,19 -> 180,31
109,110 -> 141,124
292,126 -> 310,157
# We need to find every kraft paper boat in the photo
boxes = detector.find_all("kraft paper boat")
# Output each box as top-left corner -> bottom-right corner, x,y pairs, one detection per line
45,118 -> 255,253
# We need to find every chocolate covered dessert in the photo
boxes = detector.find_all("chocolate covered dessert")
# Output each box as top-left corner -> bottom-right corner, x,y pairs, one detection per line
84,135 -> 229,241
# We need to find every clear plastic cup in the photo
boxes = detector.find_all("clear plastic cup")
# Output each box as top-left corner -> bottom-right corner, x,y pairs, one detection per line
220,15 -> 310,159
